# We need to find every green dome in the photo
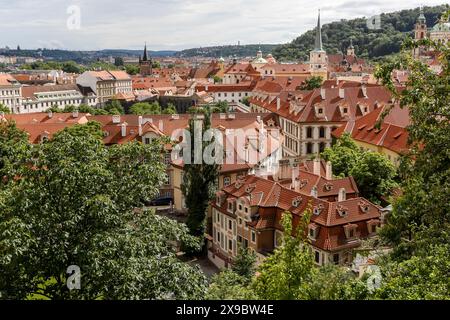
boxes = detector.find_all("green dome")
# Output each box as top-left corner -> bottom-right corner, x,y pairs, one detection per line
432,22 -> 450,32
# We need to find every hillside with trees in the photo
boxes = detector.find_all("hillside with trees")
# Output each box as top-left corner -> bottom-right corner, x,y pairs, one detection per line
273,5 -> 448,62
176,44 -> 279,58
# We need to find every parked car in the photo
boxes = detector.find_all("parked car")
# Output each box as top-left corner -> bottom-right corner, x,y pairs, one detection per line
146,196 -> 173,206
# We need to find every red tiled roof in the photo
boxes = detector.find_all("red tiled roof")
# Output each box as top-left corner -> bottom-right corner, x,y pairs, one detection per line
333,103 -> 410,154
213,174 -> 381,252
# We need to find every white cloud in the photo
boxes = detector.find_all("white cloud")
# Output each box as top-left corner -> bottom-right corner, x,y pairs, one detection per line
0,0 -> 446,50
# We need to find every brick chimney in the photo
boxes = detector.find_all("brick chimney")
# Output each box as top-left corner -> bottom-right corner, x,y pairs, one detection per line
276,97 -> 281,110
121,123 -> 127,137
339,88 -> 345,99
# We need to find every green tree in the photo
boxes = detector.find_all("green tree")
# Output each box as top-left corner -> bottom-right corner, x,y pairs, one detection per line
241,96 -> 251,107
62,61 -> 84,74
231,247 -> 257,281
375,244 -> 450,300
350,151 -> 398,203
162,103 -> 177,115
206,270 -> 258,300
124,64 -> 139,75
181,113 -> 220,248
114,57 -> 124,67
322,133 -> 398,203
212,75 -> 222,84
0,124 -> 207,299
130,102 -> 161,115
253,210 -> 316,300
0,103 -> 11,114
0,120 -> 31,184
299,76 -> 323,90
210,101 -> 229,113
104,99 -> 124,115
322,133 -> 360,177
375,10 -> 450,258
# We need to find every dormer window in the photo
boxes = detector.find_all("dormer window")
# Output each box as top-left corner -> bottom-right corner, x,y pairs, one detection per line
292,196 -> 303,207
367,220 -> 380,234
227,199 -> 236,213
318,108 -> 323,114
337,204 -> 349,217
313,204 -> 324,215
245,183 -> 256,193
324,183 -> 333,191
216,192 -> 226,206
308,223 -> 319,240
359,201 -> 370,213
344,224 -> 358,239
235,181 -> 243,189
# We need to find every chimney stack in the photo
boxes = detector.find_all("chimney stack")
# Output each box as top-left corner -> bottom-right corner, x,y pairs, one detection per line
338,188 -> 346,202
158,120 -> 164,132
276,97 -> 281,110
361,85 -> 368,98
339,88 -> 345,99
291,165 -> 300,191
121,123 -> 127,137
320,88 -> 326,100
138,115 -> 143,126
313,157 -> 321,176
48,110 -> 53,118
72,110 -> 79,118
326,161 -> 332,180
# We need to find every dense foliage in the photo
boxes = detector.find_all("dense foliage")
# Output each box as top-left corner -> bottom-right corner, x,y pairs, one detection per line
181,113 -> 220,249
322,133 -> 398,203
273,5 -> 447,62
176,44 -> 279,58
0,122 -> 207,299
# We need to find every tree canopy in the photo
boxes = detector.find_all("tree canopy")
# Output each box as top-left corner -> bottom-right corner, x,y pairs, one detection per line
0,123 -> 207,299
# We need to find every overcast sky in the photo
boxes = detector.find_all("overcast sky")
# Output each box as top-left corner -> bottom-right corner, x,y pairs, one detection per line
0,0 -> 446,51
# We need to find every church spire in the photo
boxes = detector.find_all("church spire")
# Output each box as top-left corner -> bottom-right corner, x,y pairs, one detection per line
143,42 -> 148,61
314,9 -> 323,51
417,6 -> 426,24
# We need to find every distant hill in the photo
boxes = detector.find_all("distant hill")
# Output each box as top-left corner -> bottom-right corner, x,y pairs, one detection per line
0,48 -> 178,64
175,44 -> 279,58
273,5 -> 448,62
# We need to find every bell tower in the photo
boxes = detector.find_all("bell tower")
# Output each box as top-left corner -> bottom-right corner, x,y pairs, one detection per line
309,10 -> 328,79
413,7 -> 428,59
139,43 -> 153,76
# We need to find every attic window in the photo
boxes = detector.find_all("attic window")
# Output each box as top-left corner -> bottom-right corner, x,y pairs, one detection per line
308,223 -> 319,240
344,224 -> 357,239
299,179 -> 308,189
235,181 -> 243,189
337,204 -> 349,217
359,201 -> 370,213
292,196 -> 303,208
318,108 -> 323,114
245,183 -> 256,193
313,204 -> 324,215
324,183 -> 333,191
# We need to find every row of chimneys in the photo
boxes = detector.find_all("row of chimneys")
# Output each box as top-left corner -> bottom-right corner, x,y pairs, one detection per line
47,110 -> 79,119
290,159 -> 349,200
